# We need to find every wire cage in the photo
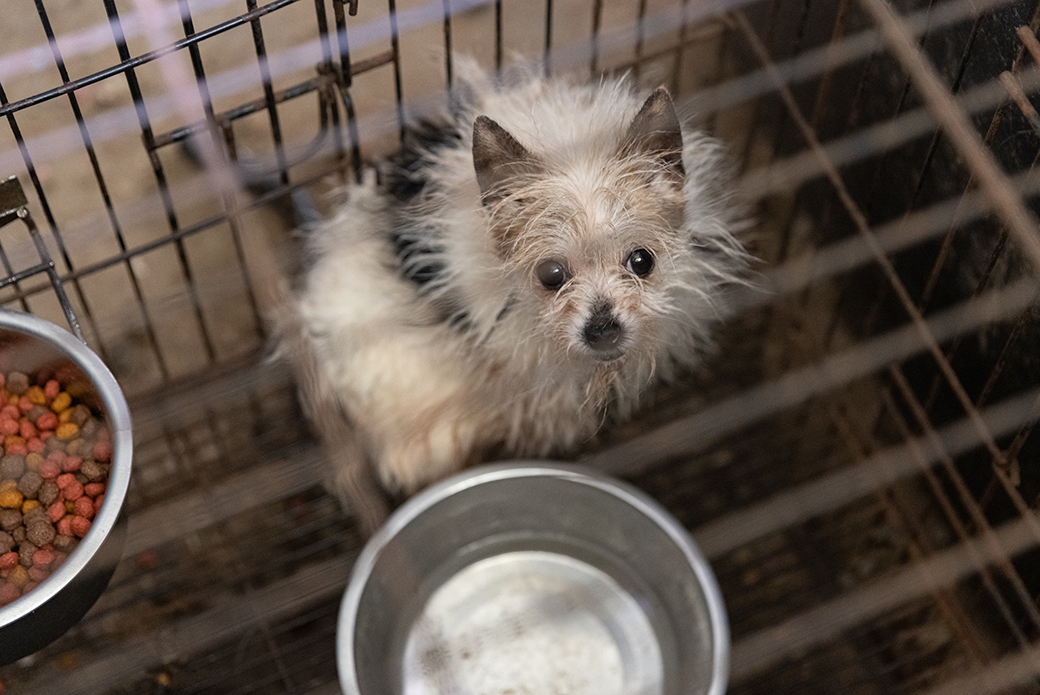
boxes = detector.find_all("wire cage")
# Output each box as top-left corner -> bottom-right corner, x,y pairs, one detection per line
2,0 -> 1040,692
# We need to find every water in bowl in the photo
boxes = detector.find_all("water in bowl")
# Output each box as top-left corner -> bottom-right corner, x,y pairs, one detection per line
402,550 -> 663,695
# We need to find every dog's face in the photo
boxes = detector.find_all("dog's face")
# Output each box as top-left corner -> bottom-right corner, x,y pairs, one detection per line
472,89 -> 689,365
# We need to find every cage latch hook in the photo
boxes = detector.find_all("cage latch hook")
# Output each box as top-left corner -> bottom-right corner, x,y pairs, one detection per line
0,176 -> 84,343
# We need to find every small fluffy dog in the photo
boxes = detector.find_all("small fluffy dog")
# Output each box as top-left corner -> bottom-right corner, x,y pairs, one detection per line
280,62 -> 749,523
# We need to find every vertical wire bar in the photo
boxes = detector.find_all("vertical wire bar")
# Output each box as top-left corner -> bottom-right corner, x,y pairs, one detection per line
0,92 -> 92,338
0,238 -> 31,313
806,0 -> 855,131
738,0 -> 798,264
33,0 -> 171,373
701,17 -> 732,137
633,0 -> 648,81
178,0 -> 265,344
245,0 -> 292,189
332,0 -> 364,183
443,0 -> 453,89
814,0 -> 926,352
590,0 -> 604,76
494,0 -> 503,72
20,0 -> 111,355
856,0 -> 938,222
21,212 -> 84,342
102,0 -> 218,365
312,0 -> 346,175
387,0 -> 407,142
0,88 -> 45,316
669,0 -> 692,96
974,305 -> 1034,410
311,0 -> 335,69
544,0 -> 554,73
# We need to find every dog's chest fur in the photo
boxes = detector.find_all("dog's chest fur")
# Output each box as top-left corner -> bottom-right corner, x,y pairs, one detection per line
287,63 -> 748,494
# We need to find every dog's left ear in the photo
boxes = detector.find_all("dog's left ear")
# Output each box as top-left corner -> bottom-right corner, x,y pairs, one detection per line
622,87 -> 685,185
473,115 -> 542,207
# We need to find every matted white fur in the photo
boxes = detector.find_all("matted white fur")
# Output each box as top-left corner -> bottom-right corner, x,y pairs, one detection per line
279,60 -> 750,510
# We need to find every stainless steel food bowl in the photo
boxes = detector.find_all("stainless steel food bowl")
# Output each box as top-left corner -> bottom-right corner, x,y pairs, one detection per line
0,310 -> 132,664
338,463 -> 729,695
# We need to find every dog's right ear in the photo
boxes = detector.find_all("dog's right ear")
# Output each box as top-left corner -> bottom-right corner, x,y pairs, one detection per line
472,116 -> 540,207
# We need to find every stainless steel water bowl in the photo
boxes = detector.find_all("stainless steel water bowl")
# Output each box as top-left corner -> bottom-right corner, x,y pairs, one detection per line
338,463 -> 729,695
0,310 -> 132,664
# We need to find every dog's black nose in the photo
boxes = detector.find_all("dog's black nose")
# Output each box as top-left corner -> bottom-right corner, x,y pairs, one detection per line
583,308 -> 624,354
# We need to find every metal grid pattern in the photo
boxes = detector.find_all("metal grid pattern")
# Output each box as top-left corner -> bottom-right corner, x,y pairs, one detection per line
2,0 -> 1040,692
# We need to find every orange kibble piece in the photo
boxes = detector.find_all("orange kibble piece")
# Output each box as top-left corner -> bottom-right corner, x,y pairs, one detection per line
64,481 -> 84,501
73,497 -> 93,519
0,582 -> 19,605
25,386 -> 45,406
70,516 -> 91,538
47,501 -> 65,523
50,392 -> 72,413
93,441 -> 112,462
3,435 -> 24,449
55,423 -> 78,440
20,499 -> 39,513
33,547 -> 55,567
0,490 -> 23,508
35,412 -> 57,431
38,460 -> 60,479
58,409 -> 71,424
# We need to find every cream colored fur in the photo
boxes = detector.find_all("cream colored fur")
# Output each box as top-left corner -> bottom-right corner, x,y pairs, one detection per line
279,61 -> 750,510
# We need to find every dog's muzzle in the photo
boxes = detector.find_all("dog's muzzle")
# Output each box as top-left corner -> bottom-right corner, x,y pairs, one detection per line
583,306 -> 624,359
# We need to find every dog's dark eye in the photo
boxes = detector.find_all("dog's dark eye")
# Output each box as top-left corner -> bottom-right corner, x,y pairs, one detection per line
536,259 -> 569,290
625,248 -> 655,277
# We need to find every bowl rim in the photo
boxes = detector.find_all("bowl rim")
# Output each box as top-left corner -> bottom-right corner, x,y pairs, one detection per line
0,309 -> 133,627
337,461 -> 730,695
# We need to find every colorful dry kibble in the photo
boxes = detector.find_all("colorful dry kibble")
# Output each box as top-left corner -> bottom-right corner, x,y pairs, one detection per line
0,372 -> 112,606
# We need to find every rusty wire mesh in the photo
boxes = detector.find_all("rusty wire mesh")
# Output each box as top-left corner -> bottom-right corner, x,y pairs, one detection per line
2,0 -> 1040,692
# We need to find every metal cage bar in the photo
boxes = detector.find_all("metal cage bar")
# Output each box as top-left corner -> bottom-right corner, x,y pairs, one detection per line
3,0 -> 1040,692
